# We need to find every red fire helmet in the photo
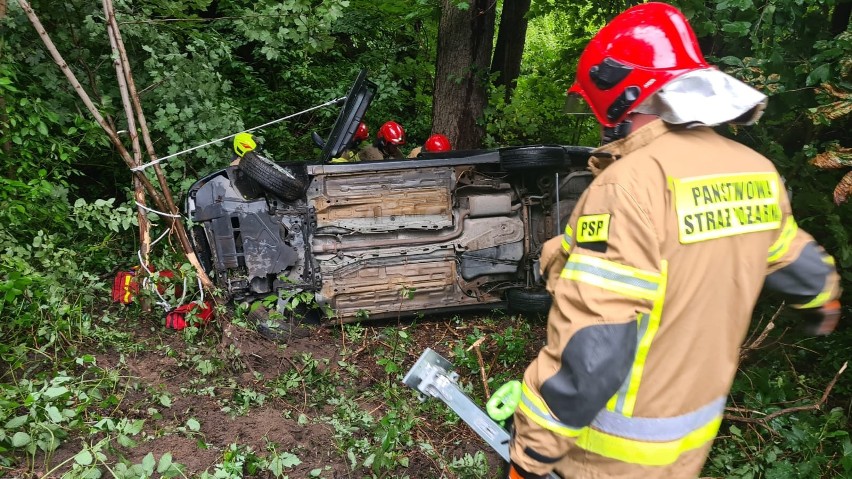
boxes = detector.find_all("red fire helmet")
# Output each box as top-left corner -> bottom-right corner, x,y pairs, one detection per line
424,134 -> 451,152
354,122 -> 369,142
568,2 -> 710,127
377,121 -> 406,145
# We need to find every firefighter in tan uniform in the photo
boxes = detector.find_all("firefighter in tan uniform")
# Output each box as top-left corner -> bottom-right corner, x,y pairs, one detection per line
358,120 -> 406,160
508,3 -> 842,478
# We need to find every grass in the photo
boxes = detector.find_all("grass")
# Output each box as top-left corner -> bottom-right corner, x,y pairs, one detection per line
1,297 -> 850,478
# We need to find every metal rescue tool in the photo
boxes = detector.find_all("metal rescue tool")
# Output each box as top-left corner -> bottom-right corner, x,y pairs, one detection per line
403,348 -> 561,479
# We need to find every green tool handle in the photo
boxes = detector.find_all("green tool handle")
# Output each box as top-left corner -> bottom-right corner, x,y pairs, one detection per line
487,380 -> 522,421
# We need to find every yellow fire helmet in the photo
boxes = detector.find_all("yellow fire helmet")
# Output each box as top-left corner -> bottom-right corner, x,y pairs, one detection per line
233,132 -> 256,157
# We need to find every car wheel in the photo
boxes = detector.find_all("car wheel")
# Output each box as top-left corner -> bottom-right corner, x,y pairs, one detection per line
499,146 -> 565,172
507,287 -> 552,316
239,152 -> 306,201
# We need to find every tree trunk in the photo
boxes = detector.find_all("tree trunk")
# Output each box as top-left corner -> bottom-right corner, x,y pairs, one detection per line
0,0 -> 10,163
491,0 -> 531,102
830,0 -> 850,36
432,0 -> 496,150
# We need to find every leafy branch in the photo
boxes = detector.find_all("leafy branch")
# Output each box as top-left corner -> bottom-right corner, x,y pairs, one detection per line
725,361 -> 848,429
17,0 -> 217,298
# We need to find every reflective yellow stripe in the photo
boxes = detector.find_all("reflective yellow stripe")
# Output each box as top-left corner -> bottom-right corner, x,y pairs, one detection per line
795,254 -> 836,309
562,224 -> 574,252
767,217 -> 798,263
521,379 -> 722,466
795,289 -> 832,309
561,254 -> 662,301
605,393 -> 618,411
621,260 -> 668,416
122,275 -> 133,303
518,383 -> 582,437
610,313 -> 646,414
578,415 -> 722,467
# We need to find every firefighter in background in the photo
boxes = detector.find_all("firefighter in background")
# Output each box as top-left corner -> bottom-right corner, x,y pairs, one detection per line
359,120 -> 406,160
330,121 -> 370,163
407,133 -> 452,158
507,3 -> 841,478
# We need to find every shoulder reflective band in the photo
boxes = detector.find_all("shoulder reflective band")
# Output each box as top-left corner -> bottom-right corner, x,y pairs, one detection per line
562,224 -> 574,253
767,216 -> 798,263
669,173 -> 782,244
561,254 -> 662,301
576,214 -> 611,243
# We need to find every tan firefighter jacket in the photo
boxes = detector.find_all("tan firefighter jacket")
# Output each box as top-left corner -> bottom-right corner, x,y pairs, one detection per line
510,120 -> 841,478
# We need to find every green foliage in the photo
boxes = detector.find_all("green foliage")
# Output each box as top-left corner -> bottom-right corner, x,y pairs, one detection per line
484,8 -> 600,147
0,58 -> 137,367
198,442 -> 300,479
703,327 -> 852,478
447,450 -> 490,478
1,0 -> 849,476
0,363 -> 125,473
671,0 -> 852,278
447,315 -> 537,391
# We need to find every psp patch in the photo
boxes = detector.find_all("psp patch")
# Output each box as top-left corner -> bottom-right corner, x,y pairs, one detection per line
576,214 -> 610,252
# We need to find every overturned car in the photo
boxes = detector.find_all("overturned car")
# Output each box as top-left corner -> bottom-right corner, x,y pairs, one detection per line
184,71 -> 593,324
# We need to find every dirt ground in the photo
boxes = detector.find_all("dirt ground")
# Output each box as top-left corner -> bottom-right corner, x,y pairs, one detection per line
17,306 -> 531,478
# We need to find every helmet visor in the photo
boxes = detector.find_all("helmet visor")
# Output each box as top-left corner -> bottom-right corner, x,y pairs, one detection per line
563,91 -> 594,116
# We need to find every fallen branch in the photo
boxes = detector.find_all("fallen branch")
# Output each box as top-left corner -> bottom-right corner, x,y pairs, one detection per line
18,0 -> 166,209
467,337 -> 490,397
22,0 -> 218,299
103,0 -> 215,293
725,361 -> 847,427
739,303 -> 784,361
102,0 -> 152,311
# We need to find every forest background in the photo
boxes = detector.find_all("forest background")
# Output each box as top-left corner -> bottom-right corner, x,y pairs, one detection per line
1,0 -> 851,478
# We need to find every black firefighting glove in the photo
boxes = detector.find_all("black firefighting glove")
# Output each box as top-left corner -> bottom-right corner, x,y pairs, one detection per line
800,299 -> 841,336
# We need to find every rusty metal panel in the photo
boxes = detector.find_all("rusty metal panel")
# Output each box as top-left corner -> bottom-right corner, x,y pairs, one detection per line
307,168 -> 455,232
320,254 -> 499,320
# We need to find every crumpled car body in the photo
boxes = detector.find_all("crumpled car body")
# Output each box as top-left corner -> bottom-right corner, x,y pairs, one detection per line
184,71 -> 593,322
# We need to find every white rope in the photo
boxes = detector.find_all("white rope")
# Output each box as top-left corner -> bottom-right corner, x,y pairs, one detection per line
137,227 -> 175,310
149,226 -> 171,247
135,201 -> 182,218
135,227 -> 209,312
130,96 -> 346,172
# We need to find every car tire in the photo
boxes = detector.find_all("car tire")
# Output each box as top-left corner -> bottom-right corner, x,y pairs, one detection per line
239,152 -> 306,201
507,287 -> 552,316
499,146 -> 565,172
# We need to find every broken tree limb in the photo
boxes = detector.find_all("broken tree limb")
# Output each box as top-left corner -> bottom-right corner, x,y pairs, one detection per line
724,361 -> 848,427
103,0 -> 152,311
21,0 -> 217,298
467,337 -> 491,398
17,0 -> 167,212
103,0 -> 215,293
739,303 -> 784,362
